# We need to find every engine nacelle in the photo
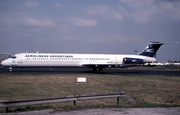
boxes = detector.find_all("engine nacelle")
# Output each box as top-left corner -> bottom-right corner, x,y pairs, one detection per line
123,58 -> 144,64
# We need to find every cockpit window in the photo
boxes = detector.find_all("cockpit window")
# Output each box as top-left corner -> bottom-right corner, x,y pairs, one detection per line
11,55 -> 16,59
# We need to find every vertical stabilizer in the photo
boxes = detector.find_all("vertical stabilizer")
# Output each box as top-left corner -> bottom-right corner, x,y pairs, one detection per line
138,41 -> 164,58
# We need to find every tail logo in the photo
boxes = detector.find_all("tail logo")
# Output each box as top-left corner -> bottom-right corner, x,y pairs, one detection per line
145,46 -> 154,53
145,49 -> 154,53
145,46 -> 155,53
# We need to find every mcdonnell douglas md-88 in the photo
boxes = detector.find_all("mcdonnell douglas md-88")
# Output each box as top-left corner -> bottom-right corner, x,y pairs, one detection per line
1,41 -> 176,73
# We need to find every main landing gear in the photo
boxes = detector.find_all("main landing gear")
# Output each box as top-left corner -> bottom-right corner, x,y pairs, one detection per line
92,68 -> 103,74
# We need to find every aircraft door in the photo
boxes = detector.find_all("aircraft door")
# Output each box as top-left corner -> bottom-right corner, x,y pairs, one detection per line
16,55 -> 23,65
11,55 -> 17,66
114,56 -> 119,64
17,56 -> 23,64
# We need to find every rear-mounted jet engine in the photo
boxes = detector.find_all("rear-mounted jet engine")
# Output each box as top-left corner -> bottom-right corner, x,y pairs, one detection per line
123,58 -> 144,64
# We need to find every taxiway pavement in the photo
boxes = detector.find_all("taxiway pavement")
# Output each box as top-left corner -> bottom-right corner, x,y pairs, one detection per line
0,66 -> 180,76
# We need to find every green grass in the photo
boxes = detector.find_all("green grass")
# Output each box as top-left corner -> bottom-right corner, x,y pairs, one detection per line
0,74 -> 180,113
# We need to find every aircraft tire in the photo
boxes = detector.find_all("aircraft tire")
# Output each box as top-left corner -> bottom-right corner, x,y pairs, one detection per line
98,68 -> 103,74
92,68 -> 97,73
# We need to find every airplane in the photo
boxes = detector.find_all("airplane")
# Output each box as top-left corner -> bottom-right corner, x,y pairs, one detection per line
0,41 -> 176,73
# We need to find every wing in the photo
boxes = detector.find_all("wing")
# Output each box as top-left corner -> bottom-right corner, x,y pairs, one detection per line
83,64 -> 112,68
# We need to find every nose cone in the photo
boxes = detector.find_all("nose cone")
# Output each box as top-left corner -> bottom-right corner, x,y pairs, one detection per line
1,59 -> 10,66
1,60 -> 5,65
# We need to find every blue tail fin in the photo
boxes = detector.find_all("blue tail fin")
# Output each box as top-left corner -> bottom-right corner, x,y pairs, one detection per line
138,41 -> 164,58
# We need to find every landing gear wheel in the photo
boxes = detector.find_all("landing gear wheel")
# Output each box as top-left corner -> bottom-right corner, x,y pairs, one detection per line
9,67 -> 12,72
98,68 -> 103,74
92,68 -> 97,73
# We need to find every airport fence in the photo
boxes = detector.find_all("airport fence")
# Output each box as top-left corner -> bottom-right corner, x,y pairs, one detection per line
0,93 -> 125,113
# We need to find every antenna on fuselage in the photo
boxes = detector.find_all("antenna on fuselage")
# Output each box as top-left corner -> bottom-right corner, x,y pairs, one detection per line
134,50 -> 138,55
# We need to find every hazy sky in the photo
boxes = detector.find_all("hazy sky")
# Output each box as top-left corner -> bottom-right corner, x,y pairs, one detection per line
0,0 -> 180,62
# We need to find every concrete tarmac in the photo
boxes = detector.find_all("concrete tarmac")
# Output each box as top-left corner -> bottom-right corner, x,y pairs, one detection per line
0,66 -> 180,76
1,107 -> 180,115
49,107 -> 180,115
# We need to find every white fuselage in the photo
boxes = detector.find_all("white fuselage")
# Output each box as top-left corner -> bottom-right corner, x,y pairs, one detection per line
1,53 -> 156,68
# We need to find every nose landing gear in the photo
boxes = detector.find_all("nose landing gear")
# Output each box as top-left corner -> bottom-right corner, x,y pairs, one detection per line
9,67 -> 12,72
